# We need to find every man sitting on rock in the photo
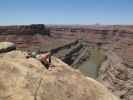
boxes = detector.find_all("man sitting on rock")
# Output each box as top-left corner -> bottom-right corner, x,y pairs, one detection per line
27,51 -> 54,70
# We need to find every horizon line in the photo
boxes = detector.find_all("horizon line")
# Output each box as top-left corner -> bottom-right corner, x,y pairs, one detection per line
0,23 -> 133,26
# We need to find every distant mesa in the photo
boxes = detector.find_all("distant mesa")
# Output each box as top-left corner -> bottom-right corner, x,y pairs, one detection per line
0,24 -> 50,36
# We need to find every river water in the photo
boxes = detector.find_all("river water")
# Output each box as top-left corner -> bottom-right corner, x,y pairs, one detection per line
77,47 -> 106,78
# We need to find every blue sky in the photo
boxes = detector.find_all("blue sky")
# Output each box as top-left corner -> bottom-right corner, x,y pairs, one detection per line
0,0 -> 133,25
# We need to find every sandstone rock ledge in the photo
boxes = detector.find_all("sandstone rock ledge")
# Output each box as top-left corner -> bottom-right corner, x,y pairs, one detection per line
0,50 -> 119,100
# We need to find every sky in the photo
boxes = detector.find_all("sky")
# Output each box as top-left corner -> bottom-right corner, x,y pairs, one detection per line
0,0 -> 133,25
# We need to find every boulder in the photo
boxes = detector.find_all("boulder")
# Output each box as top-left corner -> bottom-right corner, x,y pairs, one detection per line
0,42 -> 16,53
0,50 -> 119,100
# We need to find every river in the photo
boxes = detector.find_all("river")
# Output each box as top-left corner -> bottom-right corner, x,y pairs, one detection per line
77,47 -> 106,78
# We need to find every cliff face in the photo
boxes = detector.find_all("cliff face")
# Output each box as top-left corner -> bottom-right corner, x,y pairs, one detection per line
98,40 -> 133,100
0,49 -> 119,100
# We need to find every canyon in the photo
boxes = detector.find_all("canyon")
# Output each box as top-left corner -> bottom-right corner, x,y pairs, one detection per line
0,24 -> 133,100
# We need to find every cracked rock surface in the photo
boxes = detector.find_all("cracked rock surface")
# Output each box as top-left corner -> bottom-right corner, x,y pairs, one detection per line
0,50 -> 119,100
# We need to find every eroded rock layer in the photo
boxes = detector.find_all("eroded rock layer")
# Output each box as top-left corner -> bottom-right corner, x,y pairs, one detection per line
98,39 -> 133,100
